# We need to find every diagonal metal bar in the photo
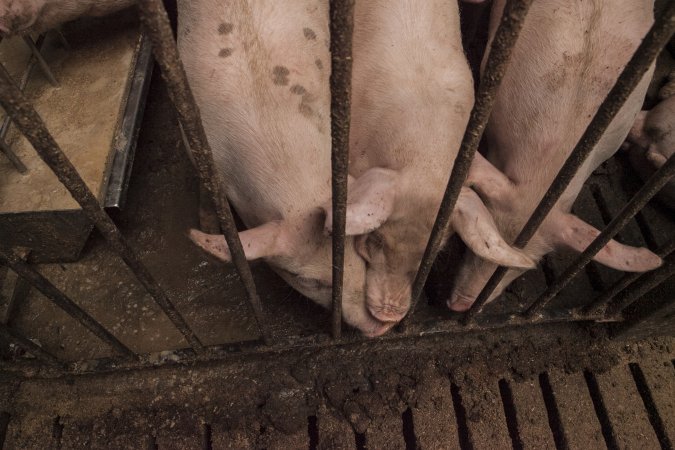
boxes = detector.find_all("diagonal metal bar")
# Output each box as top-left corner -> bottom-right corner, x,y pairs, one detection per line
0,63 -> 28,173
0,248 -> 137,360
328,0 -> 355,339
582,235 -> 675,315
0,61 -> 205,353
0,322 -> 63,367
402,0 -> 535,327
22,36 -> 58,86
463,4 -> 675,324
136,0 -> 271,344
523,154 -> 675,318
605,252 -> 675,318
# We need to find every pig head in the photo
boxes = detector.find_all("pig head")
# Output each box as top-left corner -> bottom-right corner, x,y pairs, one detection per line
324,0 -> 534,324
447,0 -> 662,312
0,0 -> 134,35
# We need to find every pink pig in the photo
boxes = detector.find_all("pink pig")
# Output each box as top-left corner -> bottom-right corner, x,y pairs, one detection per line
448,0 -> 663,311
0,0 -> 134,35
323,0 -> 535,324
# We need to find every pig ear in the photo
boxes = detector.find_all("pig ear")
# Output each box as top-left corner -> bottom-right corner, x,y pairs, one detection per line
323,168 -> 398,236
189,221 -> 289,261
465,152 -> 514,205
543,211 -> 662,272
452,187 -> 536,269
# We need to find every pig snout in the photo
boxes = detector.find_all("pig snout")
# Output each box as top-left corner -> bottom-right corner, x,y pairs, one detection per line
365,273 -> 411,322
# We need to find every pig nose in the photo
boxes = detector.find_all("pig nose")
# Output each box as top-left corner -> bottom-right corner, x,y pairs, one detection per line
367,303 -> 408,322
447,291 -> 476,312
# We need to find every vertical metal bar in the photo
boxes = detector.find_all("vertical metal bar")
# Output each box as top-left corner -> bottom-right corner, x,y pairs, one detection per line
0,62 -> 205,354
0,249 -> 138,360
0,323 -> 63,367
136,0 -> 271,344
402,0 -> 535,326
523,154 -> 675,318
582,236 -> 675,315
328,0 -> 355,339
463,5 -> 675,323
22,36 -> 58,86
605,253 -> 675,317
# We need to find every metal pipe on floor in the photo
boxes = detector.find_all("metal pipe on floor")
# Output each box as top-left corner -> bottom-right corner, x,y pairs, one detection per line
402,0 -> 535,327
0,322 -> 63,367
0,249 -> 137,360
462,4 -> 675,324
136,0 -> 271,344
582,235 -> 675,316
0,63 -> 205,354
328,0 -> 355,339
523,154 -> 675,318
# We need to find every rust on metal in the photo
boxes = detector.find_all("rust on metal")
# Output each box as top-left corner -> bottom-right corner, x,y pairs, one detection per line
524,154 -> 675,318
328,0 -> 355,339
463,4 -> 675,323
136,0 -> 271,344
403,0 -> 535,326
0,60 -> 205,353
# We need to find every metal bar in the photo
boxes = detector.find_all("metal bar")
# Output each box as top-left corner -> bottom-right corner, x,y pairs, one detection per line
0,322 -> 63,367
463,5 -> 675,323
22,36 -> 58,86
0,63 -> 28,173
582,235 -> 675,315
605,253 -> 675,317
0,60 -> 205,353
0,248 -> 138,360
403,0 -> 535,326
523,154 -> 675,318
136,0 -> 271,344
328,0 -> 355,339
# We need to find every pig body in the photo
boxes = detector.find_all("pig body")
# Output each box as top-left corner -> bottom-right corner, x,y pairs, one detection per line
325,0 -> 534,323
180,1 -> 390,336
449,0 -> 662,311
0,0 -> 134,35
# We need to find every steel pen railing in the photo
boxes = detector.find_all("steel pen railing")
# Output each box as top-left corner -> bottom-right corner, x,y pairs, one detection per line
0,0 -> 673,374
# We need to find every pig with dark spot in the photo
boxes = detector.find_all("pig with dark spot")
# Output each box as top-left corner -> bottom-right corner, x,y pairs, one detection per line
323,0 -> 534,324
0,0 -> 134,35
180,1 -> 389,336
447,0 -> 662,312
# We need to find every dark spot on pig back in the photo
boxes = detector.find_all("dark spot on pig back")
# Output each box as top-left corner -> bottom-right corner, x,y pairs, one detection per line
218,22 -> 234,34
290,84 -> 306,95
272,66 -> 290,86
315,59 -> 323,70
219,48 -> 233,58
303,27 -> 317,40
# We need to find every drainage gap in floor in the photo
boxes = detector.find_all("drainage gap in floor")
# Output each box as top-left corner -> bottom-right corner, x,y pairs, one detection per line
201,422 -> 213,450
498,379 -> 524,450
355,431 -> 366,450
51,416 -> 63,450
401,407 -> 417,450
538,372 -> 568,450
0,412 -> 9,448
628,363 -> 671,450
450,382 -> 472,450
583,370 -> 619,450
307,415 -> 318,450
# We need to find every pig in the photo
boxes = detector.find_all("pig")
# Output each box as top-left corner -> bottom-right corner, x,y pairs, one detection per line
0,0 -> 134,35
179,1 -> 393,336
323,0 -> 536,324
625,81 -> 675,209
447,0 -> 663,312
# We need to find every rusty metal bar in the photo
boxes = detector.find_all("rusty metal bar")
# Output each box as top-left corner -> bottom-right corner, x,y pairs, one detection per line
22,36 -> 58,86
328,0 -> 355,339
0,248 -> 137,359
136,0 -> 271,344
0,63 -> 27,173
403,0 -> 535,326
605,252 -> 675,318
0,323 -> 63,367
0,61 -> 205,354
463,5 -> 675,323
523,154 -> 675,318
581,235 -> 675,315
